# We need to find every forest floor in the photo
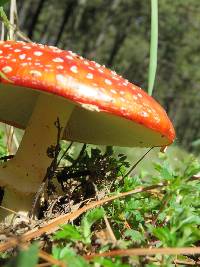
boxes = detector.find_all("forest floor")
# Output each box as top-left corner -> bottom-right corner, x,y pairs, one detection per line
0,143 -> 200,267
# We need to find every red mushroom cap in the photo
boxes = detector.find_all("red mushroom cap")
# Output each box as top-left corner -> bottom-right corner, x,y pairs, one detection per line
0,41 -> 175,147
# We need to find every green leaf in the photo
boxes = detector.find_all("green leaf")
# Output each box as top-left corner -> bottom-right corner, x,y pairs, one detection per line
54,224 -> 82,242
124,229 -> 144,244
81,207 -> 105,244
52,246 -> 90,267
93,257 -> 130,267
4,243 -> 39,267
153,227 -> 177,247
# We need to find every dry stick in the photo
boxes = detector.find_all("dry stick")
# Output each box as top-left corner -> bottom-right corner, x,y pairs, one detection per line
96,189 -> 117,243
123,147 -> 154,177
37,264 -> 51,267
0,183 -> 164,252
84,247 -> 200,260
11,0 -> 21,153
0,22 -> 4,40
9,0 -> 16,40
174,259 -> 200,266
39,250 -> 66,267
5,1 -> 15,154
3,0 -> 19,154
5,125 -> 15,154
0,205 -> 33,223
103,215 -> 117,243
0,205 -> 19,216
57,141 -> 73,166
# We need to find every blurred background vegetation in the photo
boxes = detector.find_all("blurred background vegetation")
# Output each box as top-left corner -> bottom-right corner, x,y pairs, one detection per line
1,0 -> 200,153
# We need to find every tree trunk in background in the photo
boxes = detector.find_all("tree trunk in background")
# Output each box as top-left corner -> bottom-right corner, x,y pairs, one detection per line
94,0 -> 120,52
54,0 -> 78,46
28,0 -> 47,39
18,0 -> 32,28
107,16 -> 132,67
19,0 -> 36,30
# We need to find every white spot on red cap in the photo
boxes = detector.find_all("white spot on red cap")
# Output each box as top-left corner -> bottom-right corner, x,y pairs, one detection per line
19,54 -> 26,60
86,73 -> 93,79
14,49 -> 21,52
95,62 -> 101,68
111,89 -> 117,94
68,51 -> 76,56
133,95 -> 138,100
123,81 -> 129,86
23,46 -> 31,49
34,51 -> 43,56
140,111 -> 149,117
56,65 -> 64,69
120,97 -> 126,102
17,41 -> 26,45
66,55 -> 73,60
4,44 -> 11,47
56,74 -> 67,85
30,70 -> 42,77
105,79 -> 112,85
2,66 -> 12,73
98,69 -> 104,73
70,65 -> 78,73
111,70 -> 117,76
0,50 -> 3,54
53,57 -> 64,63
112,76 -> 119,80
84,61 -> 89,65
138,93 -> 143,98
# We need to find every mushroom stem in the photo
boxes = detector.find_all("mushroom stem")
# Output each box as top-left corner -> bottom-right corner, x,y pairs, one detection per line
0,93 -> 74,221
0,188 -> 33,222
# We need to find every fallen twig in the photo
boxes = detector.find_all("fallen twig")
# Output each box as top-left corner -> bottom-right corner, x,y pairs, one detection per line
174,259 -> 200,266
39,249 -> 66,267
84,247 -> 200,260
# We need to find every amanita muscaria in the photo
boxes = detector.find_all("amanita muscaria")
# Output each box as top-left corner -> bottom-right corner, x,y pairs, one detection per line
0,41 -> 175,221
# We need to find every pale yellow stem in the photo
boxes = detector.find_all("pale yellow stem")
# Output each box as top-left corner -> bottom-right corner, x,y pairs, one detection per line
0,93 -> 74,221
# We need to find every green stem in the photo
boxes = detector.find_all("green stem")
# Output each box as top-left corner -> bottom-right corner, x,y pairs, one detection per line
148,0 -> 158,96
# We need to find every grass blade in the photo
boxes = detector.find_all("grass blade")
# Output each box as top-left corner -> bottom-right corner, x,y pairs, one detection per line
148,0 -> 158,96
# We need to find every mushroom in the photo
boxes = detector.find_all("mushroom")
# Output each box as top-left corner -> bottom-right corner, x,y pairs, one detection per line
0,41 -> 175,222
